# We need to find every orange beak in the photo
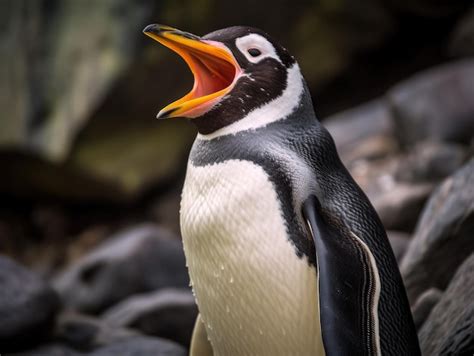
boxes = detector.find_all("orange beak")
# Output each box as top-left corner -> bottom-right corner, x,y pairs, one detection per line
143,24 -> 241,119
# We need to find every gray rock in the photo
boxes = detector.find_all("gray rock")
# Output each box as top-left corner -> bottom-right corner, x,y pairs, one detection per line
55,312 -> 139,352
371,180 -> 434,231
90,336 -> 187,356
351,141 -> 468,231
388,59 -> 474,146
418,254 -> 474,356
54,224 -> 189,313
350,157 -> 434,231
19,337 -> 187,356
411,288 -> 443,331
0,255 -> 60,352
325,99 -> 398,165
394,141 -> 468,183
102,288 -> 198,347
401,158 -> 474,303
16,343 -> 81,356
387,231 -> 411,263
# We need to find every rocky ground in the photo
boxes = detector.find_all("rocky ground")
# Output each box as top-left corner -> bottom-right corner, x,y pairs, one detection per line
1,1 -> 474,355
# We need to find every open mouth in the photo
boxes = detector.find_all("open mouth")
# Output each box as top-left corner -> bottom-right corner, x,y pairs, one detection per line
143,24 -> 241,119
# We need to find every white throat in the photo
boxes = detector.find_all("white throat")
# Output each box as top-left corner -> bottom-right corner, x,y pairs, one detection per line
197,63 -> 304,140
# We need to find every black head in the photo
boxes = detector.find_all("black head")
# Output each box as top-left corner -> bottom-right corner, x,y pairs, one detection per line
143,24 -> 303,135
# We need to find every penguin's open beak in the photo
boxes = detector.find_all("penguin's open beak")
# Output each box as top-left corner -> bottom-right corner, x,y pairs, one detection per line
143,24 -> 241,119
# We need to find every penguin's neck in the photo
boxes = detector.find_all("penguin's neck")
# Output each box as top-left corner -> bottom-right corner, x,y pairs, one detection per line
195,64 -> 315,140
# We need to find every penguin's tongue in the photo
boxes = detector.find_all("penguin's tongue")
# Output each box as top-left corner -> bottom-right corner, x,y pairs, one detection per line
143,24 -> 241,119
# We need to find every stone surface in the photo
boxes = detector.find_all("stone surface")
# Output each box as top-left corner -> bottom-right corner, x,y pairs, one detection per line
90,336 -> 187,356
324,99 -> 397,165
371,180 -> 434,231
0,255 -> 60,352
418,254 -> 474,356
401,158 -> 474,303
102,288 -> 198,347
394,141 -> 468,183
351,140 -> 469,231
387,231 -> 411,263
18,343 -> 81,356
411,288 -> 443,331
351,156 -> 435,231
55,312 -> 139,352
388,59 -> 474,146
19,313 -> 188,355
20,336 -> 187,356
54,224 -> 189,313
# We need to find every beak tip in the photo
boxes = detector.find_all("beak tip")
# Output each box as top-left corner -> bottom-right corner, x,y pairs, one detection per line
156,107 -> 179,119
143,24 -> 177,36
143,24 -> 163,36
156,112 -> 165,119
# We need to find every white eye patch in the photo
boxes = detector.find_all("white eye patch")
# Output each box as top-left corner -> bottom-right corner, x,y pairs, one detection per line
235,34 -> 282,64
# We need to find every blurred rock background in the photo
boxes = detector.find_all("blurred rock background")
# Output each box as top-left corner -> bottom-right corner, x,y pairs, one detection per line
0,0 -> 473,354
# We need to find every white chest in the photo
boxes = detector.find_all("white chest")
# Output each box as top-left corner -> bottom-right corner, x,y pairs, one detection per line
180,159 -> 324,356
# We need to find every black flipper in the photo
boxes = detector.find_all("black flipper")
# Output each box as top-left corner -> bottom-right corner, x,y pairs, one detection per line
303,195 -> 381,356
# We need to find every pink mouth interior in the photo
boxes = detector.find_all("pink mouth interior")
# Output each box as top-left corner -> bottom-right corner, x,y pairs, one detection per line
187,50 -> 237,99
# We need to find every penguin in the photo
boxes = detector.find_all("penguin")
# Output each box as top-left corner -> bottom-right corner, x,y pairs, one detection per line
143,24 -> 421,356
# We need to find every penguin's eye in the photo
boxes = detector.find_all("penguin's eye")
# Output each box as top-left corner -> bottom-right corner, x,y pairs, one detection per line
248,48 -> 261,57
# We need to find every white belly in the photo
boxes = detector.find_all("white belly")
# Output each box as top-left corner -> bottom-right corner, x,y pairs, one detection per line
180,159 -> 325,356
